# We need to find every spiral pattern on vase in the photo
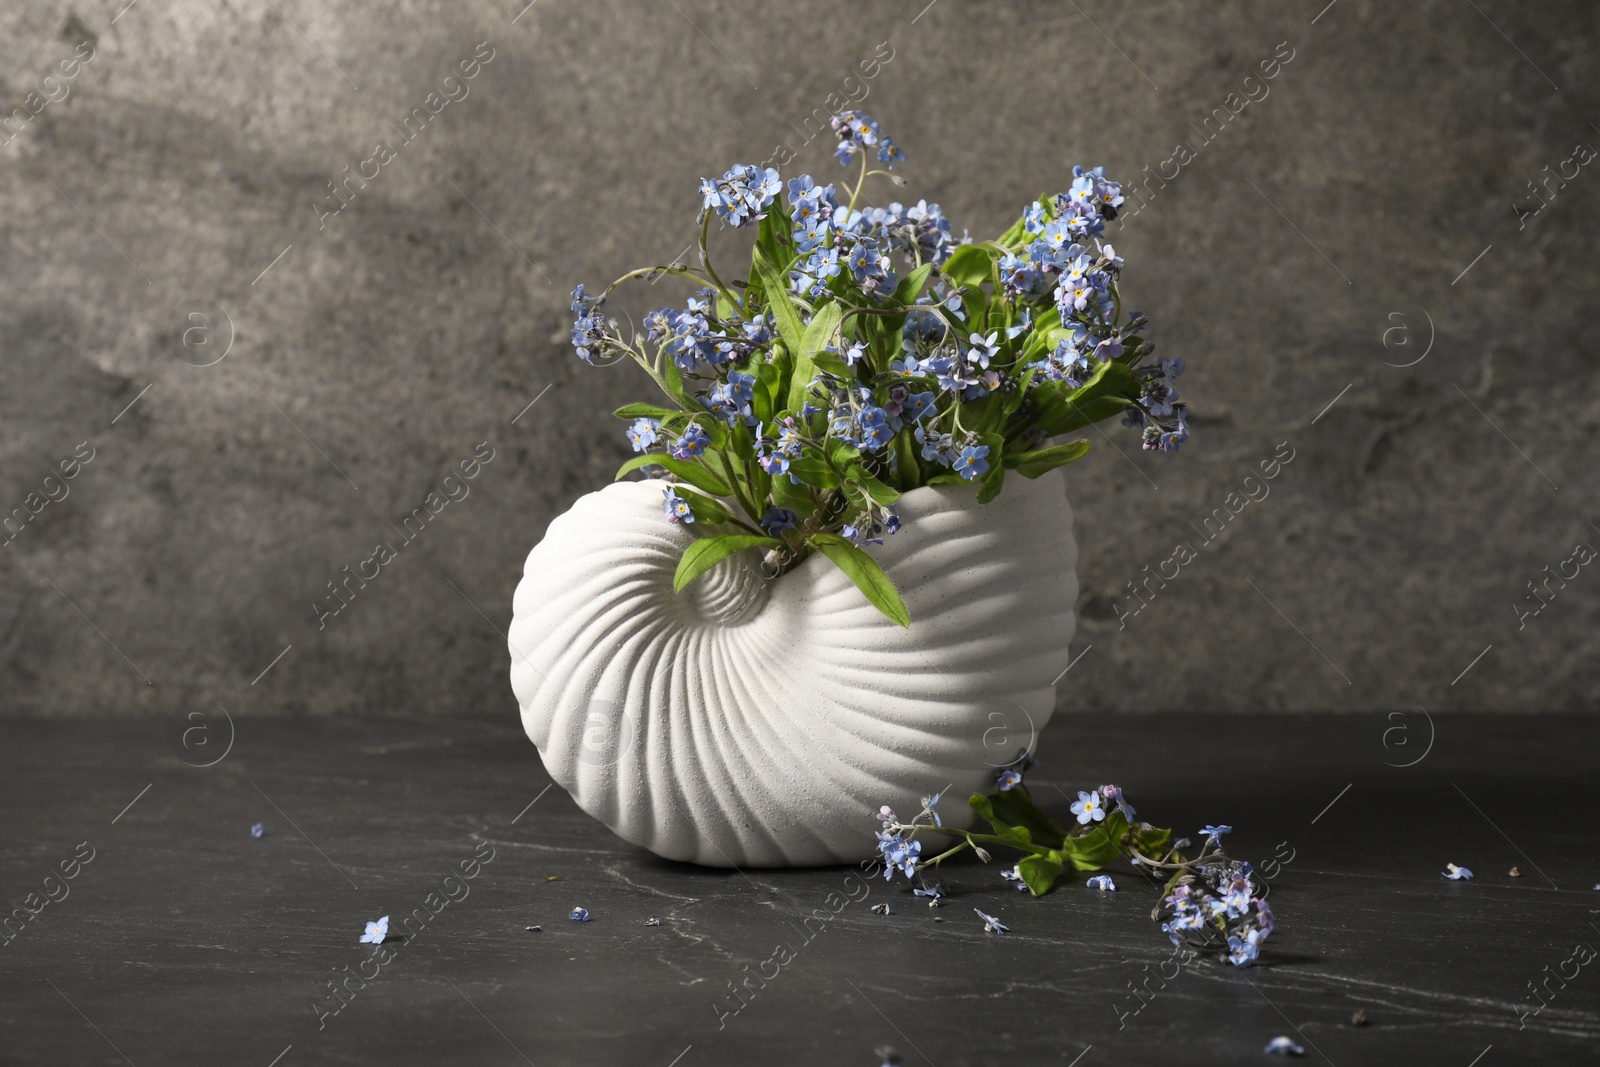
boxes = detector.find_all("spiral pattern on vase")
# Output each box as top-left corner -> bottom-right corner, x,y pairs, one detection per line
508,471 -> 1078,867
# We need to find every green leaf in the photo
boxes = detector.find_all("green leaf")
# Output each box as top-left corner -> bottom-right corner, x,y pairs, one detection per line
1129,822 -> 1172,861
809,533 -> 909,627
659,354 -> 698,411
985,785 -> 1068,850
613,454 -> 667,480
968,793 -> 1035,849
752,209 -> 791,286
892,431 -> 921,491
613,403 -> 682,421
726,420 -> 757,463
1016,851 -> 1065,896
997,217 -> 1030,249
1033,359 -> 1141,437
824,436 -> 861,469
765,347 -> 791,417
749,464 -> 772,509
845,465 -> 900,507
751,358 -> 785,428
962,288 -> 991,332
985,296 -> 1010,335
700,419 -> 730,449
1001,371 -> 1030,420
1020,322 -> 1070,362
976,462 -> 1005,505
1004,440 -> 1092,478
787,455 -> 841,489
615,455 -> 732,497
785,303 -> 843,413
674,534 -> 780,592
926,471 -> 969,486
810,350 -> 851,380
703,449 -> 743,497
893,262 -> 935,305
942,243 -> 994,290
965,390 -> 1006,436
840,479 -> 870,511
770,471 -> 813,513
997,194 -> 1048,247
1040,396 -> 1133,437
1058,814 -> 1130,871
1067,357 -> 1141,403
751,248 -> 805,352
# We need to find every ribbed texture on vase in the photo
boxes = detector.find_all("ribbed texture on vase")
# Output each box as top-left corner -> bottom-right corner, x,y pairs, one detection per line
508,472 -> 1078,867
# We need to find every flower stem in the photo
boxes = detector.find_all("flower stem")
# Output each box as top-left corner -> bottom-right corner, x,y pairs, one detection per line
845,152 -> 870,215
698,212 -> 741,312
606,265 -> 705,292
938,827 -> 1056,858
924,840 -> 971,866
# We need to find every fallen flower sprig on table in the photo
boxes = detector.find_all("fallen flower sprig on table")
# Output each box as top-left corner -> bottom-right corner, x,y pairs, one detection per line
873,751 -> 1277,967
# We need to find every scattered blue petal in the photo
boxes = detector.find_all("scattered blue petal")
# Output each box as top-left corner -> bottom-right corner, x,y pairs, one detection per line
569,906 -> 591,922
250,822 -> 265,839
1443,864 -> 1473,881
360,915 -> 389,944
973,907 -> 1009,934
1264,1035 -> 1305,1056
1086,875 -> 1117,892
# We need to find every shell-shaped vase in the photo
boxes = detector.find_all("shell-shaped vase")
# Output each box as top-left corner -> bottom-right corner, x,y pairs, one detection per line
508,471 -> 1077,867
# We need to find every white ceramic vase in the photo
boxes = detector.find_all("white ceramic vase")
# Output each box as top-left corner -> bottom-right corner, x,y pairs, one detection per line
508,469 -> 1078,867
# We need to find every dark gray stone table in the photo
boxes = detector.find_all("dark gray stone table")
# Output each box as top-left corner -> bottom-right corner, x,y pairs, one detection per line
1,712 -> 1596,1066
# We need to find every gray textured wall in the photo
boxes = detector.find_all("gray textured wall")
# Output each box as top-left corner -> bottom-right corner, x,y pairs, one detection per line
1,0 -> 1595,718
